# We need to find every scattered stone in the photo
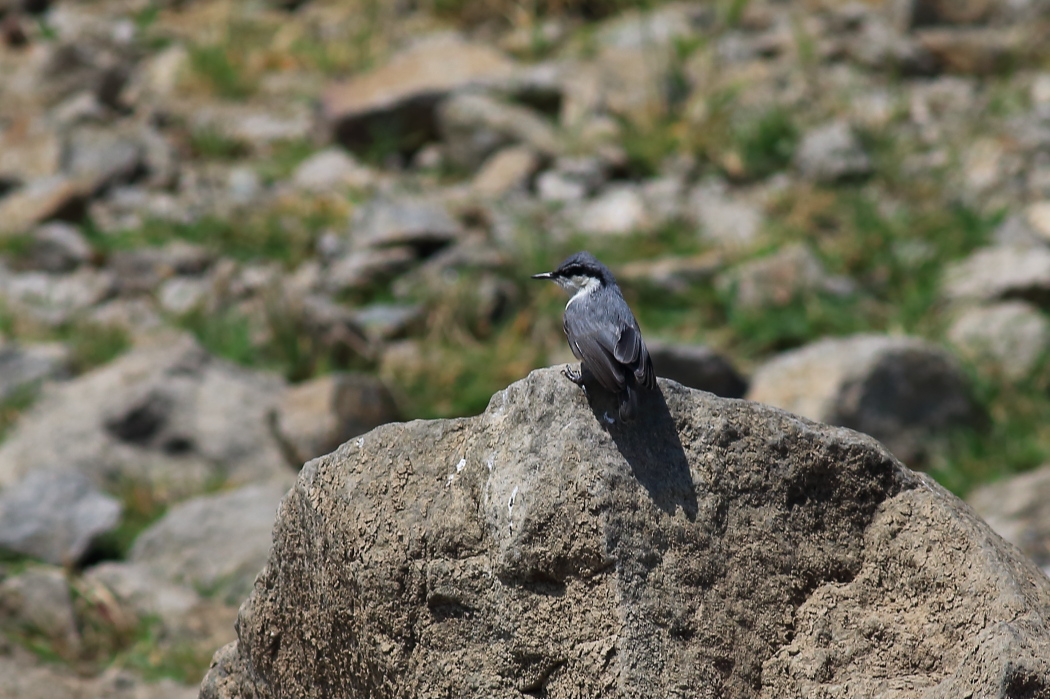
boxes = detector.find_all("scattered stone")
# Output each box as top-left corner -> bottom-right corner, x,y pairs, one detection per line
969,464 -> 1050,577
190,103 -> 313,151
646,342 -> 748,397
941,244 -> 1050,307
717,243 -> 856,309
536,157 -> 608,203
108,241 -> 212,295
617,252 -> 724,294
87,297 -> 164,335
917,28 -> 1022,75
85,561 -> 201,629
436,92 -> 558,170
291,148 -> 375,193
0,176 -> 90,235
0,469 -> 121,565
794,121 -> 872,183
471,145 -> 541,198
0,566 -> 79,652
130,481 -> 288,604
200,368 -> 1050,699
1027,199 -> 1050,240
947,301 -> 1050,380
350,196 -> 461,253
63,125 -> 143,192
322,36 -> 517,153
156,276 -> 210,316
571,184 -> 649,237
352,303 -> 424,341
0,121 -> 62,182
747,333 -> 979,463
0,268 -> 115,326
687,181 -> 764,249
0,340 -> 69,403
892,0 -> 993,30
26,222 -> 93,272
323,246 -> 417,295
0,334 -> 290,491
272,372 -> 401,466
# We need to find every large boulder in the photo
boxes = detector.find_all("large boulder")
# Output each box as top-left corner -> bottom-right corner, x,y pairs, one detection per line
0,334 -> 290,493
200,368 -> 1050,699
747,334 -> 979,464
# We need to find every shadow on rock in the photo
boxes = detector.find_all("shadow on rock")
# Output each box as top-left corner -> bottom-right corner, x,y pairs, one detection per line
580,370 -> 698,521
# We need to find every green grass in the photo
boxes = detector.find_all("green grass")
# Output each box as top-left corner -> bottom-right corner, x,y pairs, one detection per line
89,211 -> 334,267
187,129 -> 248,161
187,43 -> 257,100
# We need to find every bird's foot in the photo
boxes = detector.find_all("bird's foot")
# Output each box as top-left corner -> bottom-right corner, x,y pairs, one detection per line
562,366 -> 586,387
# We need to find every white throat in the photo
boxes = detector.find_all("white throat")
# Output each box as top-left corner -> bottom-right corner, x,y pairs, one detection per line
565,275 -> 601,308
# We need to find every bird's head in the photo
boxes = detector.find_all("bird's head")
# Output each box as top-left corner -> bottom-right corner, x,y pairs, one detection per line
531,251 -> 615,295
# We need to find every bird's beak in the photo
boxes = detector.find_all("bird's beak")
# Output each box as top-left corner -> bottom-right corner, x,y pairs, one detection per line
531,272 -> 553,280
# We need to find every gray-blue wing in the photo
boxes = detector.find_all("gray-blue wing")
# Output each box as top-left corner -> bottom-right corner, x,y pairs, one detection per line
563,308 -> 627,394
613,322 -> 656,391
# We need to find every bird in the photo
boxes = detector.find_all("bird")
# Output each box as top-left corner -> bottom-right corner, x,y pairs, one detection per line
532,251 -> 656,422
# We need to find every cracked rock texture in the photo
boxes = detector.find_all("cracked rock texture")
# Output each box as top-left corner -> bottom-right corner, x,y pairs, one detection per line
200,368 -> 1050,699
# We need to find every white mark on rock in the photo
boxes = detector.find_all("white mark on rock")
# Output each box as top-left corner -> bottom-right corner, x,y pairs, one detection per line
603,411 -> 615,424
356,437 -> 364,448
508,485 -> 520,530
485,455 -> 494,472
445,457 -> 468,487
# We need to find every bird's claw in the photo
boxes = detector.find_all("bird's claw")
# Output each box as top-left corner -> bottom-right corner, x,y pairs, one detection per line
562,366 -> 586,389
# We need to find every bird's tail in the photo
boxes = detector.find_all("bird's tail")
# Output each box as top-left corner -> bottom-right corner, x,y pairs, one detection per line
618,385 -> 638,422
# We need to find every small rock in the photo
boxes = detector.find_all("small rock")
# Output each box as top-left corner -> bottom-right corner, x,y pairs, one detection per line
323,36 -> 517,153
0,268 -> 115,326
0,340 -> 69,402
350,196 -> 461,253
0,176 -> 90,235
617,252 -> 724,294
794,121 -> 872,183
0,121 -> 62,182
687,181 -> 765,249
273,373 -> 401,466
717,243 -> 854,309
969,464 -> 1050,572
646,342 -> 747,398
472,146 -> 540,198
572,184 -> 649,237
87,298 -> 164,335
156,276 -> 210,316
917,28 -> 1021,75
191,104 -> 312,151
0,566 -> 78,651
291,148 -> 375,193
436,92 -> 558,170
63,125 -> 143,192
536,157 -> 608,203
323,247 -> 417,295
352,303 -> 424,341
947,302 -> 1050,380
0,470 -> 121,565
130,481 -> 288,603
84,561 -> 201,629
747,333 -> 979,464
26,222 -> 93,272
1027,200 -> 1050,240
941,245 -> 1050,307
891,0 -> 992,29
108,241 -> 212,295
226,167 -> 261,206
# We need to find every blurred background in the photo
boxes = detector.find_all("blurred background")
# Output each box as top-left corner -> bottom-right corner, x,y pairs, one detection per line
0,0 -> 1049,694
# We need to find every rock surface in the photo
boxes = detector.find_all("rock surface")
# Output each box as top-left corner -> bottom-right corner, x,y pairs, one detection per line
747,334 -> 979,464
946,301 -> 1050,379
200,368 -> 1050,699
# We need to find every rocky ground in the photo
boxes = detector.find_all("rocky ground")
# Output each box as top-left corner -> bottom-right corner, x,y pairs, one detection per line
0,0 -> 1049,694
